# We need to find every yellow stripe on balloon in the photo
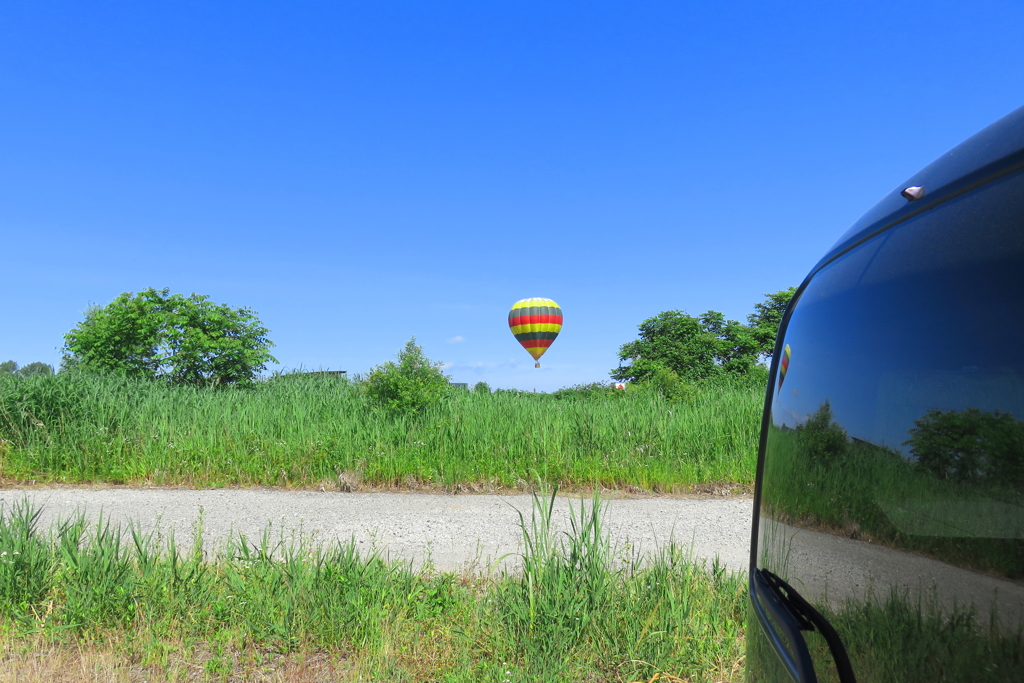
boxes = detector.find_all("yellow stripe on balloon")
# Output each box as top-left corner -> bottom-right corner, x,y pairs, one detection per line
511,298 -> 558,309
509,323 -> 562,334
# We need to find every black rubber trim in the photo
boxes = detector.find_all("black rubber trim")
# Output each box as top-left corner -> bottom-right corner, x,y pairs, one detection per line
751,569 -> 857,683
750,569 -> 819,682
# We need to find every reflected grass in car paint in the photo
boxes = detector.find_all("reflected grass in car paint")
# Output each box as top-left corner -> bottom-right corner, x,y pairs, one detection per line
760,422 -> 1024,581
749,593 -> 1024,683
755,421 -> 1024,682
807,589 -> 1023,683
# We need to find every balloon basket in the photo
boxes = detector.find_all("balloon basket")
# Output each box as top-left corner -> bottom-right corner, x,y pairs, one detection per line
535,362 -> 540,368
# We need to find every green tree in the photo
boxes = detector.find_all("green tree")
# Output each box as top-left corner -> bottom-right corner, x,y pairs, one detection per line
62,288 -> 277,387
699,311 -> 762,375
611,288 -> 795,383
747,287 -> 797,358
611,310 -> 721,383
361,337 -> 451,414
795,400 -> 849,467
17,362 -> 54,377
905,408 -> 1024,487
0,361 -> 55,377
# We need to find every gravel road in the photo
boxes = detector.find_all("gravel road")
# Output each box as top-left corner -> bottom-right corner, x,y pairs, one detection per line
0,487 -> 754,575
5,487 -> 1018,626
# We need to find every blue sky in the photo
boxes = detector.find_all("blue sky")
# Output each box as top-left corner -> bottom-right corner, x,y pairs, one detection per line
3,1 -> 1022,391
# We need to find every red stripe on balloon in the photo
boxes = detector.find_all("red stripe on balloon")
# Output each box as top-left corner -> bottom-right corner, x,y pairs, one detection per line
509,315 -> 563,327
520,339 -> 554,349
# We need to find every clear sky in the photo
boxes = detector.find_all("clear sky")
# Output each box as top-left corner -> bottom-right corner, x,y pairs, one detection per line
3,1 -> 1022,391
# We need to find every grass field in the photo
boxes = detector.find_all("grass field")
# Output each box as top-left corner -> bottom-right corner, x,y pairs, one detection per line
0,373 -> 763,491
0,372 -> 758,680
0,489 -> 748,683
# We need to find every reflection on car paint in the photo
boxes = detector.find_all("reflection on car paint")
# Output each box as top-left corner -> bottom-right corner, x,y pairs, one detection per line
750,167 -> 1024,682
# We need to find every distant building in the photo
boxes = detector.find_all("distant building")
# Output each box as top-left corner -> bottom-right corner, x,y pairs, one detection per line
300,370 -> 347,379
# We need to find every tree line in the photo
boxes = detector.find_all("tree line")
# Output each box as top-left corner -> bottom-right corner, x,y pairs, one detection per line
0,361 -> 54,378
8,286 -> 797,406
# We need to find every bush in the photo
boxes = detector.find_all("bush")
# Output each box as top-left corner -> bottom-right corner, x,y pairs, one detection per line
695,363 -> 770,391
472,381 -> 491,394
360,337 -> 451,414
551,382 -> 620,401
621,365 -> 696,403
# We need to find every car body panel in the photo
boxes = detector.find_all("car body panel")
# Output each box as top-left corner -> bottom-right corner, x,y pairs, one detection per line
747,106 -> 1024,682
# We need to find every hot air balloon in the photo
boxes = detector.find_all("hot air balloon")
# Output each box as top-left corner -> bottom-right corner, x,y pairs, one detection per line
508,298 -> 562,368
777,344 -> 791,395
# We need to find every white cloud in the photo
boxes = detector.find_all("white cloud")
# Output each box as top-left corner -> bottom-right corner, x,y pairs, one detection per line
446,335 -> 466,344
440,358 -> 522,373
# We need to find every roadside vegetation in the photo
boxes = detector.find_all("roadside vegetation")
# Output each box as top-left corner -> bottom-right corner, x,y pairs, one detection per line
0,289 -> 789,679
0,490 -> 747,682
0,369 -> 763,491
0,287 -> 795,491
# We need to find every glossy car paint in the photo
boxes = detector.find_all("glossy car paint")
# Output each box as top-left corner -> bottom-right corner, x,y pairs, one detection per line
747,106 -> 1024,683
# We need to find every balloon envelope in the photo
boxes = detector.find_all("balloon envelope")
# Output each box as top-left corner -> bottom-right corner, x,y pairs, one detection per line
508,298 -> 562,364
777,344 -> 791,394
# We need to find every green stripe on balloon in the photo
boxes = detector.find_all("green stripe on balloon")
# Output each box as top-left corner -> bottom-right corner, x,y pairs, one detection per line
514,331 -> 560,342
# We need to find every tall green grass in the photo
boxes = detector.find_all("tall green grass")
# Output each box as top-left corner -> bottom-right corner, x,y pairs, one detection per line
0,373 -> 762,490
0,492 -> 748,681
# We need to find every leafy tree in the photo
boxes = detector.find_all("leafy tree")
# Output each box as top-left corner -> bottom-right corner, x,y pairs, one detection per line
699,311 -> 762,375
62,288 -> 277,387
611,289 -> 795,383
795,400 -> 849,467
747,287 -> 797,357
0,361 -> 55,377
905,408 -> 1024,487
361,337 -> 451,414
17,362 -> 54,377
472,381 -> 491,394
611,310 -> 721,383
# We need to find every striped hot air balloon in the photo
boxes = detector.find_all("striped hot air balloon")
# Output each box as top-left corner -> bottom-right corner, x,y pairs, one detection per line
777,344 -> 791,394
508,298 -> 562,368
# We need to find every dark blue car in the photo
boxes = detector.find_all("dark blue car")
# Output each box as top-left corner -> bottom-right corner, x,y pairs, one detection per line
747,106 -> 1024,682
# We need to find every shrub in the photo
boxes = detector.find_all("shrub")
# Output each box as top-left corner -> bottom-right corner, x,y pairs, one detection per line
551,382 -> 619,401
360,337 -> 451,414
635,365 -> 695,403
